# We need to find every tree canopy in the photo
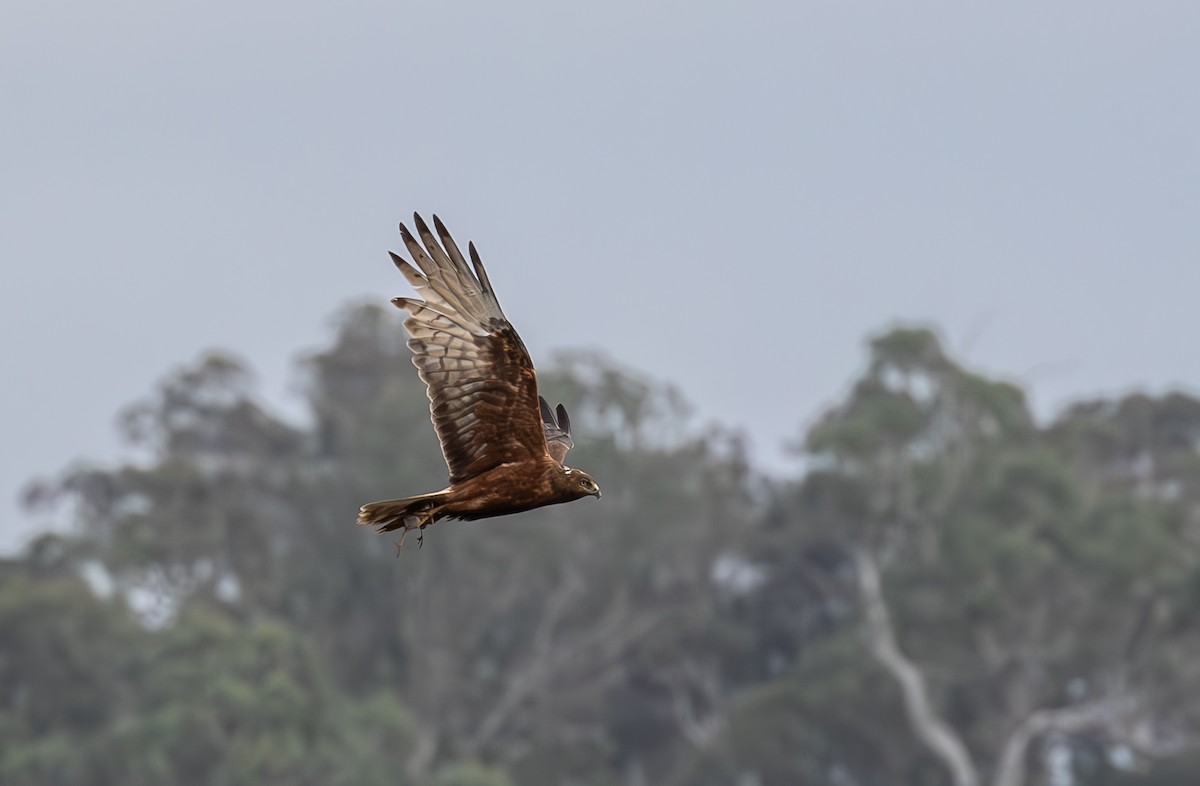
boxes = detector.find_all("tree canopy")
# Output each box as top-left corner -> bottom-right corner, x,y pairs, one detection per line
5,307 -> 1200,786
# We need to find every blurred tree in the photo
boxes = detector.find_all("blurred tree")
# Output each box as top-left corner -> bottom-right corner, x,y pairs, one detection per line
8,312 -> 1200,786
0,535 -> 417,786
0,536 -> 142,786
21,304 -> 762,784
711,327 -> 1200,786
89,604 -> 417,786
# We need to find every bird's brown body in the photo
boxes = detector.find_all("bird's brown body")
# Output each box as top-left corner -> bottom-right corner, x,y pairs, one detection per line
356,214 -> 600,546
447,461 -> 598,519
361,460 -> 595,528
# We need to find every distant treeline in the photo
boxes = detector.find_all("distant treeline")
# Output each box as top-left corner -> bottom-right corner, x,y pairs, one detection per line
3,305 -> 1199,786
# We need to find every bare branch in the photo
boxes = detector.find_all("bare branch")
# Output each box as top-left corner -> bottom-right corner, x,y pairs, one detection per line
463,572 -> 665,759
462,569 -> 586,756
664,659 -> 724,748
992,697 -> 1137,786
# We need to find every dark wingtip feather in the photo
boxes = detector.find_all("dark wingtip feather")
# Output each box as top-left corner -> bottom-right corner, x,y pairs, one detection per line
388,251 -> 408,271
430,214 -> 474,282
413,213 -> 433,239
468,241 -> 496,296
539,395 -> 555,424
556,403 -> 571,435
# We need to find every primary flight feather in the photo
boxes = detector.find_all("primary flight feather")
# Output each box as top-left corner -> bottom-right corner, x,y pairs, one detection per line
357,214 -> 601,548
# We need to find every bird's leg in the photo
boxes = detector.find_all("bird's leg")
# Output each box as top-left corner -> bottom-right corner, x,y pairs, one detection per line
394,508 -> 435,554
417,509 -> 435,548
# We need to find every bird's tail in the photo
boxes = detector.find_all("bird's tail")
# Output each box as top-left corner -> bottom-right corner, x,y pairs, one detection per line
357,491 -> 450,533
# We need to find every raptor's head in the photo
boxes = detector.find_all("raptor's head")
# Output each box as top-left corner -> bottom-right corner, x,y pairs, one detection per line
561,466 -> 602,500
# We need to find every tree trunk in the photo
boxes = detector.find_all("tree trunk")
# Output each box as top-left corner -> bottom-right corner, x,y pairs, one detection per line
853,548 -> 981,786
993,700 -> 1130,786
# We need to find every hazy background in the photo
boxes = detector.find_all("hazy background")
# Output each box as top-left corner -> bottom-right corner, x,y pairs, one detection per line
3,0 -> 1197,551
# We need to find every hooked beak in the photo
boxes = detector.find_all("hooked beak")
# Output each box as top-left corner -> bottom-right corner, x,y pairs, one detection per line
592,489 -> 602,500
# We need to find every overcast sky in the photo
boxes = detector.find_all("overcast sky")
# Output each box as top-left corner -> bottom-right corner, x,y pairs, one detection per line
2,1 -> 1197,550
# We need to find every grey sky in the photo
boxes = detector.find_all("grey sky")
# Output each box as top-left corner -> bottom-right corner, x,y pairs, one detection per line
3,1 -> 1197,550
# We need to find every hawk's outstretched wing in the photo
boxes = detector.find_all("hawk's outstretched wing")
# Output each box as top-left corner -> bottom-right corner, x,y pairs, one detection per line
390,214 -> 548,483
539,395 -> 574,465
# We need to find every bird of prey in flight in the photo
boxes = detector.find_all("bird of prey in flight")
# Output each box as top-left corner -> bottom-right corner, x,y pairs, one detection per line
357,215 -> 601,549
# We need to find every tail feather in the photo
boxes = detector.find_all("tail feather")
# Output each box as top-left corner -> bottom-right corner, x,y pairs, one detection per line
357,492 -> 448,533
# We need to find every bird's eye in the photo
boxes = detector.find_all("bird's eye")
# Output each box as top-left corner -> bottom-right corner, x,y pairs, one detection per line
580,479 -> 590,489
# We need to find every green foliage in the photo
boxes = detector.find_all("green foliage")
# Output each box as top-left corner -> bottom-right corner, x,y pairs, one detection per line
0,561 -> 417,785
433,761 -> 515,786
4,312 -> 1200,785
672,635 -> 924,786
0,571 -> 139,738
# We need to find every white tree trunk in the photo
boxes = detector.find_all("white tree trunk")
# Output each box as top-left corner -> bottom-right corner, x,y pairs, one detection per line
853,548 -> 981,786
852,547 -> 1148,786
993,700 -> 1133,786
